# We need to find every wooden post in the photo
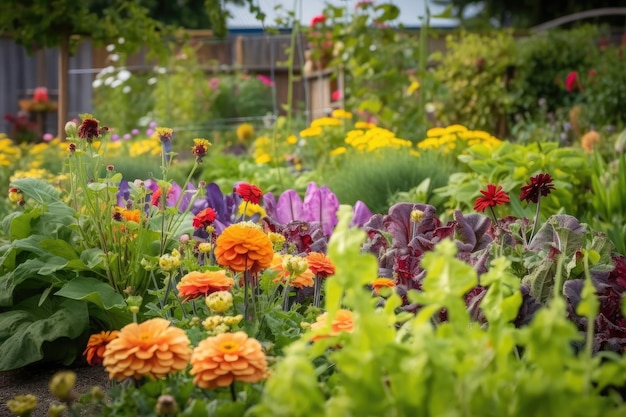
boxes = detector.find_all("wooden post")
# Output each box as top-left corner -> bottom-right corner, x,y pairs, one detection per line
57,36 -> 69,140
235,35 -> 244,68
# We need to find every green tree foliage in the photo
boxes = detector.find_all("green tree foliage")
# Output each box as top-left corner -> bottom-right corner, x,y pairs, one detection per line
435,0 -> 626,28
0,0 -> 170,54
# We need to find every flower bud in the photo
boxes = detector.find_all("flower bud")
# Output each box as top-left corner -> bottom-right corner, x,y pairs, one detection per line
283,254 -> 308,277
205,291 -> 233,313
155,395 -> 178,416
48,403 -> 68,417
7,394 -> 37,416
410,209 -> 424,222
48,371 -> 76,403
65,121 -> 78,137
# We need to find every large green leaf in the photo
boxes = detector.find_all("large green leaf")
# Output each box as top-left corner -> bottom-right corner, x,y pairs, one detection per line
0,296 -> 88,371
55,276 -> 125,310
0,257 -> 66,306
10,178 -> 75,226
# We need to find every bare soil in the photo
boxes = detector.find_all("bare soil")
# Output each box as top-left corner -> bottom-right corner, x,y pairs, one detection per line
0,363 -> 110,417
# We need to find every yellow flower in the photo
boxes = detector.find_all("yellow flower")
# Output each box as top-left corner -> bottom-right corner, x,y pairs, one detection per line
426,126 -> 446,137
255,153 -> 272,164
407,80 -> 420,95
300,126 -> 323,137
236,123 -> 255,142
310,117 -> 342,128
286,135 -> 298,144
190,332 -> 267,389
330,146 -> 347,156
237,201 -> 267,218
354,121 -> 376,129
103,318 -> 192,380
331,109 -> 353,119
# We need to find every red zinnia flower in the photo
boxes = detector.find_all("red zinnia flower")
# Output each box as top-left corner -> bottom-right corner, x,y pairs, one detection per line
193,207 -> 217,229
151,188 -> 163,207
236,183 -> 263,204
520,173 -> 555,204
473,184 -> 510,212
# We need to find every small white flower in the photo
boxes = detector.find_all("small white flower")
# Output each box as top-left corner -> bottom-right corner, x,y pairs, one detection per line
147,77 -> 157,85
155,66 -> 167,74
122,86 -> 131,94
111,79 -> 122,89
109,53 -> 120,62
104,76 -> 114,86
117,69 -> 131,82
92,79 -> 103,88
118,37 -> 125,44
106,44 -> 115,52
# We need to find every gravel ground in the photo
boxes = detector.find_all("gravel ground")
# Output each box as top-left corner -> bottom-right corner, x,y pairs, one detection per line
0,363 -> 110,417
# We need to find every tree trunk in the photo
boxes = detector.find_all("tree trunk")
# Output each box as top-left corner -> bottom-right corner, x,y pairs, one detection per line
57,36 -> 69,140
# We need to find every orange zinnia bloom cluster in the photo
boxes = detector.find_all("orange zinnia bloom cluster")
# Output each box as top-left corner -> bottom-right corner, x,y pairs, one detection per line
371,277 -> 395,295
306,252 -> 335,278
103,318 -> 192,380
190,331 -> 267,389
270,253 -> 314,289
311,309 -> 354,342
83,330 -> 119,366
214,222 -> 274,274
177,270 -> 235,301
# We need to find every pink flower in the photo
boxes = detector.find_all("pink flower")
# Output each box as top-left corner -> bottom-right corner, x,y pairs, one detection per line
42,133 -> 54,141
256,74 -> 274,87
209,77 -> 220,90
33,87 -> 49,103
331,90 -> 342,101
565,71 -> 579,92
310,15 -> 326,27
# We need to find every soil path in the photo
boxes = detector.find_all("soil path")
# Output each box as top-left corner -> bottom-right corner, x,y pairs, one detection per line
0,364 -> 110,417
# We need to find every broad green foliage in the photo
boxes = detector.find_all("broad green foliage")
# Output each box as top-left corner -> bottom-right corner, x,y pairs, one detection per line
589,140 -> 626,254
251,208 -> 626,416
0,178 -> 130,370
433,31 -> 517,135
513,26 -> 599,115
435,141 -> 592,220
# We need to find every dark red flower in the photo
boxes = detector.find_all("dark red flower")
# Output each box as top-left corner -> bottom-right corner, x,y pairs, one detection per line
520,173 -> 555,204
473,184 -> 510,212
193,207 -> 217,229
78,117 -> 100,141
236,183 -> 263,204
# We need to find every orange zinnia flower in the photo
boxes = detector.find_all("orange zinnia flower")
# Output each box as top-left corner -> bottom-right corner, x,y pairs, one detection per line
177,270 -> 235,301
371,277 -> 395,295
83,330 -> 119,366
102,318 -> 192,380
306,252 -> 335,278
190,331 -> 267,389
214,222 -> 274,274
311,309 -> 354,342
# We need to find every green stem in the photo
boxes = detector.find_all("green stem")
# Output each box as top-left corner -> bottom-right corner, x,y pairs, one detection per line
529,195 -> 542,243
